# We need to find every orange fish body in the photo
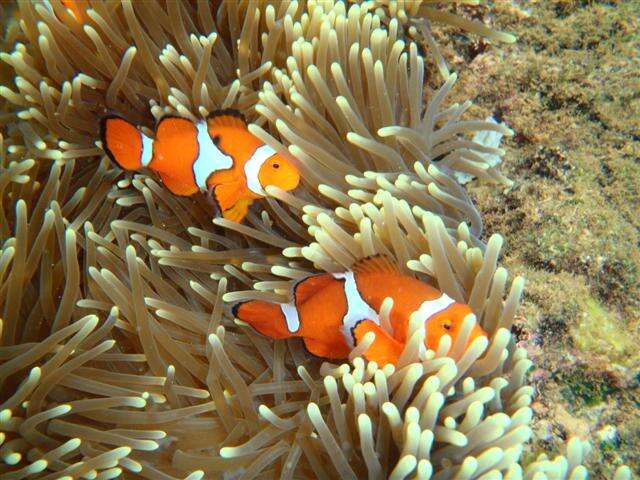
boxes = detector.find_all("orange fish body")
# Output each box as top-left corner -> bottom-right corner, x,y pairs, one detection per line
44,0 -> 86,23
100,110 -> 300,222
233,256 -> 487,366
61,0 -> 86,22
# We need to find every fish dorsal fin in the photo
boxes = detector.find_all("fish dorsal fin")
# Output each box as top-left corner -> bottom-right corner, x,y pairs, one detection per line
207,109 -> 247,130
351,254 -> 400,277
293,273 -> 334,306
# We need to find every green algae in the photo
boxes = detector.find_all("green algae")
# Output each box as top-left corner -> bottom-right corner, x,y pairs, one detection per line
599,424 -> 637,471
572,297 -> 635,364
554,364 -> 618,409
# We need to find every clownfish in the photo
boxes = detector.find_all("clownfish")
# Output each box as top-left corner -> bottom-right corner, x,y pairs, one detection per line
61,0 -> 86,22
43,0 -> 87,23
100,110 -> 300,222
233,255 -> 487,366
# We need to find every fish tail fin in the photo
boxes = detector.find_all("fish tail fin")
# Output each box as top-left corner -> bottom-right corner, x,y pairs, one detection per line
232,300 -> 296,339
100,115 -> 151,171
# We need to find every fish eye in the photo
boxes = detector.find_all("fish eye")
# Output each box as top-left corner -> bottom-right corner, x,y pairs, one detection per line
272,162 -> 280,169
442,319 -> 452,330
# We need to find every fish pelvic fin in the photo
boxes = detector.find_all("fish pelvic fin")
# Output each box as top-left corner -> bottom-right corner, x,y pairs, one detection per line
221,198 -> 253,223
210,180 -> 245,212
209,179 -> 254,223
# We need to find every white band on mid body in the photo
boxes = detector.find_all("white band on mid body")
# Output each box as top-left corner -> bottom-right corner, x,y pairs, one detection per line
333,272 -> 379,347
418,293 -> 456,320
192,121 -> 234,190
244,144 -> 276,196
140,133 -> 154,167
280,303 -> 300,333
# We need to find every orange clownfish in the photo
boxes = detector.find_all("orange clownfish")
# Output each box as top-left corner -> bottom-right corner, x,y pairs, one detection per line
233,255 -> 487,366
61,0 -> 86,22
100,110 -> 300,222
43,0 -> 87,23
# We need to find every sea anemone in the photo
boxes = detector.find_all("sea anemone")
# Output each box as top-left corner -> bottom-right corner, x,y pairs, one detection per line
0,1 -> 632,479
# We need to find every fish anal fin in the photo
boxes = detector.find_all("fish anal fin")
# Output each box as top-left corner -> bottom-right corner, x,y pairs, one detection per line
233,301 -> 292,339
353,320 -> 403,366
293,274 -> 335,306
303,336 -> 350,360
351,254 -> 400,277
207,109 -> 247,130
157,172 -> 198,196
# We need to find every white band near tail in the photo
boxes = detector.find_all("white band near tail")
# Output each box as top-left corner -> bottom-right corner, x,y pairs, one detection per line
244,144 -> 276,196
333,271 -> 380,347
140,134 -> 154,167
280,303 -> 300,333
193,121 -> 234,190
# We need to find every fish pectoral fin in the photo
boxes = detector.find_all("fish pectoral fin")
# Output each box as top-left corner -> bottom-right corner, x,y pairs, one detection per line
352,320 -> 403,366
157,171 -> 198,196
221,197 -> 253,223
303,336 -> 350,360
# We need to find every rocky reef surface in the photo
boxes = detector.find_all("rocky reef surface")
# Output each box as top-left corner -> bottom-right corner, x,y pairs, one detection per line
437,0 -> 639,475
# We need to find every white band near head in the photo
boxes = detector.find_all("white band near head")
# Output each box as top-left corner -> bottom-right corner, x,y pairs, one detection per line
333,271 -> 380,347
193,121 -> 234,190
140,133 -> 154,167
280,303 -> 300,333
244,144 -> 276,196
418,293 -> 456,320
